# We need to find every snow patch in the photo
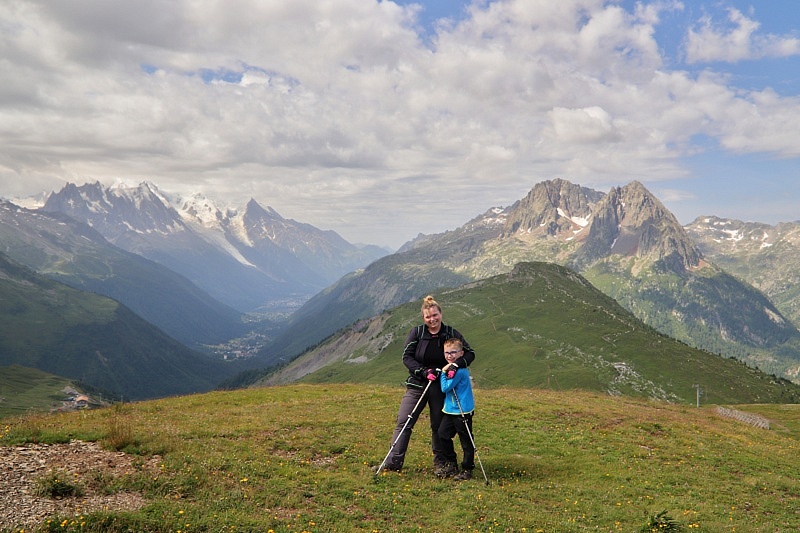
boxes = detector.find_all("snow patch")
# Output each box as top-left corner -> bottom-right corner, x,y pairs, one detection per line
8,195 -> 46,209
174,193 -> 256,267
722,229 -> 743,241
228,211 -> 254,247
556,208 -> 589,228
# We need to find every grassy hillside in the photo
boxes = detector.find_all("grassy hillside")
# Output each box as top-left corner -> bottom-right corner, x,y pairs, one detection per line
3,384 -> 800,531
585,258 -> 800,378
0,365 -> 75,418
0,252 -> 236,400
260,262 -> 800,405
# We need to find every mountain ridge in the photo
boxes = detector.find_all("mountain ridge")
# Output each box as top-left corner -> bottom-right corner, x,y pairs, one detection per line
253,179 -> 800,380
0,200 -> 248,348
256,261 -> 799,405
8,177 -> 800,395
42,181 -> 389,313
686,216 -> 800,368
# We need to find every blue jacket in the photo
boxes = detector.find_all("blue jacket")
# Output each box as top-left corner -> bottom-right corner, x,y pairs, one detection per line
440,368 -> 474,415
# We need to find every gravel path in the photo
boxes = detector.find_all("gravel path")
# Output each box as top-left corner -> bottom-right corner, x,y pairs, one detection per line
0,440 -> 159,530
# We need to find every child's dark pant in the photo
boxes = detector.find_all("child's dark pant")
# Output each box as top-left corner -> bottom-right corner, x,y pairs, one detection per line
438,412 -> 475,470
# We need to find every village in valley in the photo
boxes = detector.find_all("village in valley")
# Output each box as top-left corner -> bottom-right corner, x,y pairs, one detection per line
56,387 -> 107,412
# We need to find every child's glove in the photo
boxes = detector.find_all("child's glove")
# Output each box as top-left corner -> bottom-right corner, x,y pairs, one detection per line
445,366 -> 457,379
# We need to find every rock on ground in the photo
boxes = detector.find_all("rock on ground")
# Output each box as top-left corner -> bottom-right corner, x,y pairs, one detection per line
0,440 -> 160,530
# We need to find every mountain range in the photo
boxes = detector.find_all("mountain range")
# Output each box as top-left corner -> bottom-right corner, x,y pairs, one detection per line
0,182 -> 388,400
254,179 -> 800,381
0,200 -> 248,349
42,182 -> 388,314
4,177 -> 800,404
686,217 -> 800,320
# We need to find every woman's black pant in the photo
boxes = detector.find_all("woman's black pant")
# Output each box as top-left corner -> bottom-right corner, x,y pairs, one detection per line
383,381 -> 446,470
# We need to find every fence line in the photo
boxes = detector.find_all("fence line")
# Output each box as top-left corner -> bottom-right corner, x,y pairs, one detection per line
715,406 -> 770,430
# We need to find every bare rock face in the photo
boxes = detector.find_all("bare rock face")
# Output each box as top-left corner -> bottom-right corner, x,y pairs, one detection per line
577,181 -> 703,272
502,178 -> 604,239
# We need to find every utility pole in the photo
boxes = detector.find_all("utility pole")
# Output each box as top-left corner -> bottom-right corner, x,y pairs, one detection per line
693,384 -> 702,407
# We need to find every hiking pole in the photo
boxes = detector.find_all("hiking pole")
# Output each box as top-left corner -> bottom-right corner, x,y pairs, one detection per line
375,378 -> 434,476
452,388 -> 489,485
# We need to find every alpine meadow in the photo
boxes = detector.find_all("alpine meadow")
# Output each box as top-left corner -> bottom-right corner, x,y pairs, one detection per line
5,384 -> 800,531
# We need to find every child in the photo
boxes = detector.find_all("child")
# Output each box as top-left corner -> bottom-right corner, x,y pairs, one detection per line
438,338 -> 475,481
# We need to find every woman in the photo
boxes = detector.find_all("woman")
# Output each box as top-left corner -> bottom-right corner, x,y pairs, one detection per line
377,295 -> 475,477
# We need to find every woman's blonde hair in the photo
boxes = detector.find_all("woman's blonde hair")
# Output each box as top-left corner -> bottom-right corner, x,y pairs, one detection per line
421,295 -> 441,314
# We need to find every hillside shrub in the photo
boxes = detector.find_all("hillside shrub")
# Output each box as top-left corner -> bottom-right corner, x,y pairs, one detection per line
34,468 -> 84,498
640,509 -> 682,532
104,404 -> 136,452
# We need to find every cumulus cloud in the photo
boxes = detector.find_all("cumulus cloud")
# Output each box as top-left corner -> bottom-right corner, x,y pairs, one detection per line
685,7 -> 800,63
551,106 -> 620,143
0,0 -> 799,246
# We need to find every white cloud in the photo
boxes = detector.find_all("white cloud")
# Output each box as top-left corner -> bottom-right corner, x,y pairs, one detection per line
685,7 -> 800,63
655,188 -> 696,202
0,0 -> 799,247
551,106 -> 620,143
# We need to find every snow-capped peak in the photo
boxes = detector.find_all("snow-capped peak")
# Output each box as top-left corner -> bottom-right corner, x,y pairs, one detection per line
175,192 -> 225,229
109,181 -> 169,210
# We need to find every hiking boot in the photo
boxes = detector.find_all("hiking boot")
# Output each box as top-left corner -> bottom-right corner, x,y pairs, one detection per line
453,469 -> 472,481
435,461 -> 459,478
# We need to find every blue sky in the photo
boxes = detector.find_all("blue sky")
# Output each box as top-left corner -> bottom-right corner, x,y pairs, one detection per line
1,0 -> 799,247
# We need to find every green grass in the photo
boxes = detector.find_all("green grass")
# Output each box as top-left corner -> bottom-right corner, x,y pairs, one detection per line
4,384 -> 800,531
0,365 -> 75,418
